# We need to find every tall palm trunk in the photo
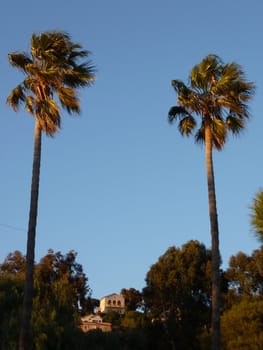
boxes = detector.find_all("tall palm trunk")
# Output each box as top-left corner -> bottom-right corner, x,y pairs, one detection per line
204,125 -> 221,350
19,119 -> 42,350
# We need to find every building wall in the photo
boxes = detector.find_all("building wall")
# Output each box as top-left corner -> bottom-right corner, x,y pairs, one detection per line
80,314 -> 112,332
100,293 -> 125,314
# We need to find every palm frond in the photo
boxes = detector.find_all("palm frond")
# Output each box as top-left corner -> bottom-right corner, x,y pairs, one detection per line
6,85 -> 26,111
8,53 -> 32,73
215,63 -> 255,99
191,54 -> 223,91
171,80 -> 189,95
57,87 -> 80,114
23,76 -> 36,92
36,99 -> 60,136
31,31 -> 69,70
226,115 -> 245,135
64,63 -> 95,88
25,96 -> 36,116
210,118 -> 227,150
178,116 -> 196,136
168,106 -> 189,121
68,48 -> 91,65
195,126 -> 205,144
194,119 -> 226,150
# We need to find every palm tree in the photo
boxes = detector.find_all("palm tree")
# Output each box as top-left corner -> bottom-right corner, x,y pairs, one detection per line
7,31 -> 95,350
250,190 -> 263,243
168,54 -> 254,350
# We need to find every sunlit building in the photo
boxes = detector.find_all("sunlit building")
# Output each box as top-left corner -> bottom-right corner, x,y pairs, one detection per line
80,314 -> 111,332
99,293 -> 125,315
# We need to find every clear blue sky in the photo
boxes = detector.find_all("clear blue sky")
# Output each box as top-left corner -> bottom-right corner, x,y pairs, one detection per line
1,0 -> 262,299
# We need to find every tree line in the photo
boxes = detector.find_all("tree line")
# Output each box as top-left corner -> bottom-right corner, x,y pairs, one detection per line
5,29 -> 262,350
1,238 -> 263,349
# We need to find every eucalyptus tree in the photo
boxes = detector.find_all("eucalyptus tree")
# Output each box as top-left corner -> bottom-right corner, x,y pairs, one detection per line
168,54 -> 254,350
250,190 -> 263,243
7,31 -> 95,350
143,240 -> 212,349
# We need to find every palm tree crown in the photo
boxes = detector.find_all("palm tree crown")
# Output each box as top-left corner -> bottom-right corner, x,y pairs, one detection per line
7,31 -> 95,134
169,54 -> 254,149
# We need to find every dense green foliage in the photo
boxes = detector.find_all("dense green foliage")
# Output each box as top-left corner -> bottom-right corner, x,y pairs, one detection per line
143,240 -> 213,349
0,250 -> 91,350
221,299 -> 263,350
121,288 -> 143,311
1,243 -> 263,349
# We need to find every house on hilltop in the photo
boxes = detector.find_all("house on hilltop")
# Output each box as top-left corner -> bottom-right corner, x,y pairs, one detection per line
100,293 -> 125,315
80,293 -> 125,333
80,314 -> 111,332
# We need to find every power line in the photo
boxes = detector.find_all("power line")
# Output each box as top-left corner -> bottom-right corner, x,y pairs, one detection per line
0,223 -> 25,232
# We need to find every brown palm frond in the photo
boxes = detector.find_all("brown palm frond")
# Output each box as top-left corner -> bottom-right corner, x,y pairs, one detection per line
36,99 -> 60,136
226,115 -> 245,135
8,53 -> 32,73
178,116 -> 196,136
6,85 -> 26,111
25,96 -> 36,116
195,126 -> 205,145
168,106 -> 189,121
210,118 -> 227,150
57,87 -> 80,114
